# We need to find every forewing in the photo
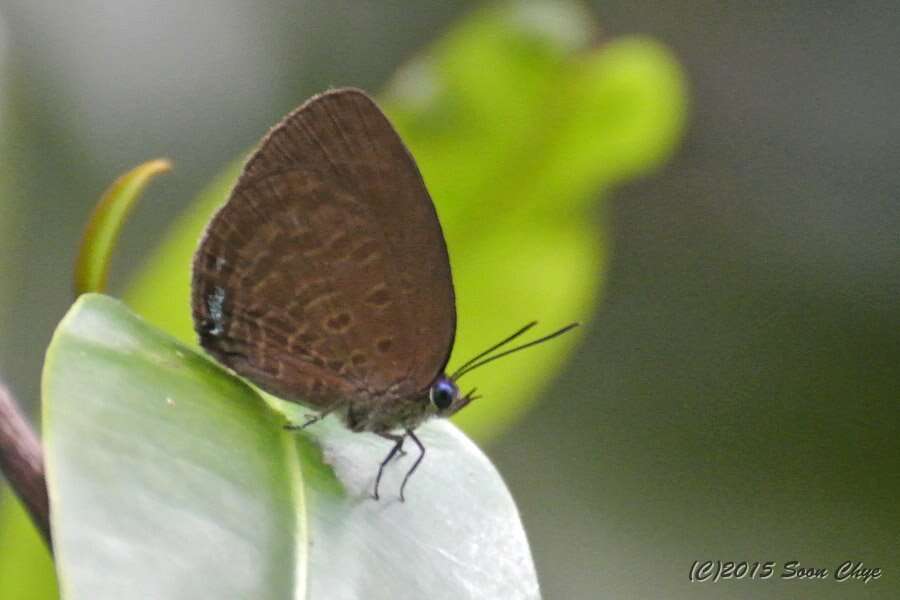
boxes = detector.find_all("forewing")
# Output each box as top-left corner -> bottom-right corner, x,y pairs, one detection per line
191,88 -> 456,407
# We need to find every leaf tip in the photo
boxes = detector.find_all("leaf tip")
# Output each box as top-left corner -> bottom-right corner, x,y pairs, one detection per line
73,158 -> 173,297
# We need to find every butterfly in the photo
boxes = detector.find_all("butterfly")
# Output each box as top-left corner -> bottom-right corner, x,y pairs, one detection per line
191,88 -> 576,500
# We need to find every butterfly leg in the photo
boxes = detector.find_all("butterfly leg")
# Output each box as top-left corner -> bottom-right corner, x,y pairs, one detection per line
377,432 -> 407,457
283,413 -> 324,431
373,433 -> 405,500
398,429 -> 425,502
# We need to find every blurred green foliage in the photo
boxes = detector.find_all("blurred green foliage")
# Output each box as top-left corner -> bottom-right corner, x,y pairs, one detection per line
0,497 -> 57,599
0,1 -> 685,597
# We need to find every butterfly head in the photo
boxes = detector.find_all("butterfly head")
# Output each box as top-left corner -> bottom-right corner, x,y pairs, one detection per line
428,375 -> 478,417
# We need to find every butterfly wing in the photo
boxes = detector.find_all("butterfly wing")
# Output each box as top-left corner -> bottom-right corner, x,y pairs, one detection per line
191,88 -> 456,409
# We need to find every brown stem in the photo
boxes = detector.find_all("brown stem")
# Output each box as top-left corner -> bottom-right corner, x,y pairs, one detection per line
0,379 -> 51,547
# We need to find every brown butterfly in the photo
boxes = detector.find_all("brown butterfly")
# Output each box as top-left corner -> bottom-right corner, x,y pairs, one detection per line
191,88 -> 576,500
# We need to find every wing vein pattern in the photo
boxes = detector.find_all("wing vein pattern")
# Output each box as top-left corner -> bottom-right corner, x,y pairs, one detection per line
191,88 -> 456,410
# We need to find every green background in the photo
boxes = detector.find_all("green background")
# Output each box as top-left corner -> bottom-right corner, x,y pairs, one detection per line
1,1 -> 898,598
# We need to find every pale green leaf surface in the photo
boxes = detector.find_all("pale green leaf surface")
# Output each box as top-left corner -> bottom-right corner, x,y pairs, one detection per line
43,294 -> 538,599
43,294 -> 303,599
292,412 -> 539,600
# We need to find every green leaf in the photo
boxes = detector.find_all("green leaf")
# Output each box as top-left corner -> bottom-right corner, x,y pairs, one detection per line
73,159 -> 171,296
124,0 -> 686,440
44,295 -> 303,598
43,294 -> 538,598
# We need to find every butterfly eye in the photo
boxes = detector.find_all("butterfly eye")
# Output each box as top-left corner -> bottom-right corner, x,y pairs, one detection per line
429,378 -> 456,411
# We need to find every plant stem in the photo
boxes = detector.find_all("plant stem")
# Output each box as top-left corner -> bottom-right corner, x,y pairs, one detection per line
0,379 -> 51,547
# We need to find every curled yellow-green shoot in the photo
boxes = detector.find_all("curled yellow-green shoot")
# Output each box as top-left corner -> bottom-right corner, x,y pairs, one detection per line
73,159 -> 172,296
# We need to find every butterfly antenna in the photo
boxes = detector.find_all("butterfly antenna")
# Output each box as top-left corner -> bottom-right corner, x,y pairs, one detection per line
450,321 -> 538,379
454,323 -> 580,380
